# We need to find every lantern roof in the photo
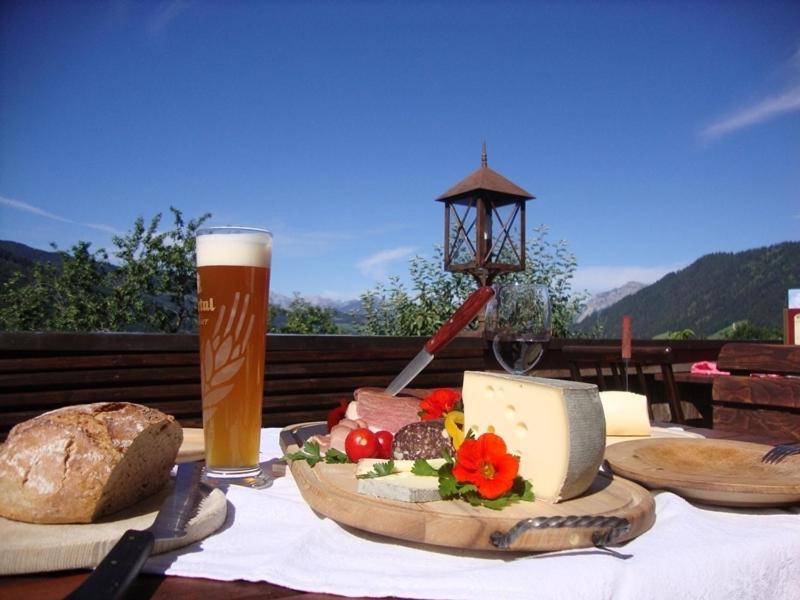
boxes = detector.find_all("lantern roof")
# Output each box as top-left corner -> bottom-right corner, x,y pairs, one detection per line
436,144 -> 535,202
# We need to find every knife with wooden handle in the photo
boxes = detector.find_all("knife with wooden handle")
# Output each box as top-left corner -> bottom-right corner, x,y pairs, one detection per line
384,286 -> 495,396
65,461 -> 206,600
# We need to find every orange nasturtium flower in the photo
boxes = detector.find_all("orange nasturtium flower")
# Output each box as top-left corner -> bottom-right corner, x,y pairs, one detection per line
418,388 -> 461,421
452,433 -> 519,499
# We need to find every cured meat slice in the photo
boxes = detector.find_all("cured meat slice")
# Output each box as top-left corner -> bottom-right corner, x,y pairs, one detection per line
351,387 -> 427,434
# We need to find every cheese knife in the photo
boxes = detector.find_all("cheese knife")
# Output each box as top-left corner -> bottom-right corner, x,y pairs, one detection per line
65,461 -> 207,600
384,285 -> 495,396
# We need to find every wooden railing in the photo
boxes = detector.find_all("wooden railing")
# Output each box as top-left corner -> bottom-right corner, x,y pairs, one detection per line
0,333 -> 728,441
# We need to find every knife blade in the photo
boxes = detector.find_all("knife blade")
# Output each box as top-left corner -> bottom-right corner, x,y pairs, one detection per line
384,285 -> 495,396
65,461 -> 206,600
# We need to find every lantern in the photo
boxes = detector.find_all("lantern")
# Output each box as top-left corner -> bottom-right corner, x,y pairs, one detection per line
436,144 -> 535,286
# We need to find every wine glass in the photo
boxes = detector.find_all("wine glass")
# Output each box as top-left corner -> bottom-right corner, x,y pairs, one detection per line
485,282 -> 552,375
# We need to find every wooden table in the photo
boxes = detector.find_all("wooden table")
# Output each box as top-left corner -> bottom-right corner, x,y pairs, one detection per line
0,425 -> 785,600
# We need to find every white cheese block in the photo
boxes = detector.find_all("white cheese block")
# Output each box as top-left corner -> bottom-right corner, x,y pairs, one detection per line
462,371 -> 605,503
355,458 -> 446,503
599,391 -> 651,436
355,458 -> 446,476
357,472 -> 442,503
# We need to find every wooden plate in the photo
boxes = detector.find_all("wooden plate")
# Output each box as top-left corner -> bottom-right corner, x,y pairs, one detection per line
605,438 -> 800,507
605,426 -> 704,447
0,480 -> 227,576
177,427 -> 205,463
286,424 -> 655,552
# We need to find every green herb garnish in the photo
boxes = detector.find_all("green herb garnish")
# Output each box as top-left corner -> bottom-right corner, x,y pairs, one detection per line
282,441 -> 350,467
356,460 -> 396,479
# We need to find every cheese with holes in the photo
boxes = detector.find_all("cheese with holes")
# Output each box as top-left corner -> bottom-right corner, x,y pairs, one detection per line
356,459 -> 446,503
462,371 -> 605,503
599,391 -> 651,436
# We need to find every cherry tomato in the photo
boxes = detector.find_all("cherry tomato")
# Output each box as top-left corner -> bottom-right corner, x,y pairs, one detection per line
345,428 -> 377,462
375,430 -> 394,459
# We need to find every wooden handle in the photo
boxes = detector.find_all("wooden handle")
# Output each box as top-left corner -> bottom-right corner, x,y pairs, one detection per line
425,286 -> 495,355
621,315 -> 632,360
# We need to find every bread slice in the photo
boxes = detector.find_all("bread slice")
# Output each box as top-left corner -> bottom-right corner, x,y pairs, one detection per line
0,402 -> 183,524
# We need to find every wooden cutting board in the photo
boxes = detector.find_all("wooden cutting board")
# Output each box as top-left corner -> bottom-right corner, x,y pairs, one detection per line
605,438 -> 800,507
177,427 -> 205,463
286,425 -> 656,553
0,479 -> 227,575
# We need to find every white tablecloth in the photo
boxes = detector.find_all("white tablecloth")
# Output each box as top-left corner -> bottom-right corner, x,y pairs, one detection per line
145,429 -> 800,600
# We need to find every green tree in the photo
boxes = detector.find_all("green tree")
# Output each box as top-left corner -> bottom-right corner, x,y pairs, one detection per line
358,225 -> 587,337
277,294 -> 340,334
0,208 -> 210,332
719,321 -> 781,341
109,208 -> 210,332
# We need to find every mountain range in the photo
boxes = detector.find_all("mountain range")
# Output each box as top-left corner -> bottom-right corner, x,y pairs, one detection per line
576,281 -> 646,323
575,241 -> 799,338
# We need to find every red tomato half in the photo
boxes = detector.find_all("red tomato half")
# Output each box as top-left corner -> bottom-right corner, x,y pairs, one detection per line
375,431 -> 394,459
345,428 -> 378,462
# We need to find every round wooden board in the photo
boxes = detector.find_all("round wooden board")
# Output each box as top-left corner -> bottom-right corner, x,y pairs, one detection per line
0,481 -> 227,575
605,425 -> 704,447
177,427 -> 205,463
287,436 -> 655,553
605,438 -> 800,507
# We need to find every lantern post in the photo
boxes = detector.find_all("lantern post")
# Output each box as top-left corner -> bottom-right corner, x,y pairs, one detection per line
436,144 -> 535,287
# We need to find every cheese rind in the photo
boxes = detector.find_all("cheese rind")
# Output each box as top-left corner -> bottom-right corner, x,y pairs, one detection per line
357,472 -> 442,503
599,391 -> 651,436
462,371 -> 605,503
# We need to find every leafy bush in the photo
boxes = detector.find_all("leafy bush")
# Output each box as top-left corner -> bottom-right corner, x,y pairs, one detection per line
0,208 -> 210,332
358,225 -> 587,337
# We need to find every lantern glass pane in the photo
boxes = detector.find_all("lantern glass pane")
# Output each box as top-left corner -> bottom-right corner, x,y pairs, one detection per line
488,202 -> 522,266
447,202 -> 477,266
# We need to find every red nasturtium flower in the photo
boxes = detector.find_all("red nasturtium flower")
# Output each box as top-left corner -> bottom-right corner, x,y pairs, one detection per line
327,399 -> 349,432
418,388 -> 461,421
452,432 -> 519,499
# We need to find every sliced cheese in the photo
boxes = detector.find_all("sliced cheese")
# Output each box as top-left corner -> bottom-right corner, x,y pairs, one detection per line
355,458 -> 446,503
599,391 -> 651,436
355,458 -> 446,476
462,371 -> 605,503
357,472 -> 441,503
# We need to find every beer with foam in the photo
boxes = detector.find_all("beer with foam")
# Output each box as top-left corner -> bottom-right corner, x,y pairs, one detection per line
196,227 -> 271,485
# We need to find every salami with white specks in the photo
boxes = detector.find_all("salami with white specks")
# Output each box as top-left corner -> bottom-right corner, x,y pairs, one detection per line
392,419 -> 453,460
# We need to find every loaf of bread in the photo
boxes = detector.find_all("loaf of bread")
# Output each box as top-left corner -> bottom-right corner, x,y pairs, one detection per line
0,402 -> 183,524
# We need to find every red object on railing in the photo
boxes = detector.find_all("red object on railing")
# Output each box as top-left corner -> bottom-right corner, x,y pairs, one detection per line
621,315 -> 632,360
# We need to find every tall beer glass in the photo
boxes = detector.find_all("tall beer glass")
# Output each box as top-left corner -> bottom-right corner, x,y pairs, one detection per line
196,226 -> 272,488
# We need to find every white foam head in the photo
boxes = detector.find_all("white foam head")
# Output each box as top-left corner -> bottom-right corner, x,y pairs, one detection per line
196,227 -> 272,267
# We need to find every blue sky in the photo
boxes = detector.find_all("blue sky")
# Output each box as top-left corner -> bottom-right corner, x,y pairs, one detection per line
1,1 -> 798,299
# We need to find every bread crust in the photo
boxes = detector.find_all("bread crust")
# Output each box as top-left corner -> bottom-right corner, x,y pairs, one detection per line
0,402 -> 182,524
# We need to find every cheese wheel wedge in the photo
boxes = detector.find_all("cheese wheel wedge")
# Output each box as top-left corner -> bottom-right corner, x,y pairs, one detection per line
462,371 -> 605,503
599,391 -> 651,436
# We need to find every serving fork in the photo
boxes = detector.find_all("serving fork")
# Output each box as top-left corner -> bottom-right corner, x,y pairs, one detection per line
761,442 -> 800,464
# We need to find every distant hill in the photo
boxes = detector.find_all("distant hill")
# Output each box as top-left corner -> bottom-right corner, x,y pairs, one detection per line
576,281 -> 646,323
0,240 -> 62,284
576,241 -> 800,338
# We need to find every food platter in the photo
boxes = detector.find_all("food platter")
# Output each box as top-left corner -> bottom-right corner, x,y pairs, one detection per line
605,438 -> 800,507
284,423 -> 656,552
0,477 -> 227,576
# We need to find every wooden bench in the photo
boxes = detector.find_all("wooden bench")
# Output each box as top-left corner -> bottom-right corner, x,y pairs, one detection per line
712,343 -> 800,441
0,333 -> 486,441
